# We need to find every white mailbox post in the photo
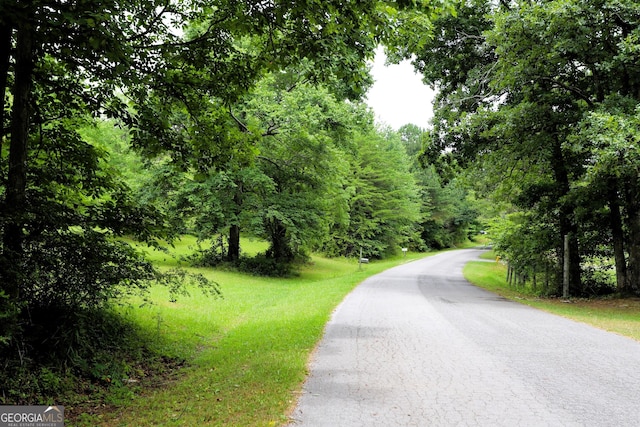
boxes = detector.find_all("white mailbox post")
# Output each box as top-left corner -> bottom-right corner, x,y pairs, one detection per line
359,248 -> 369,270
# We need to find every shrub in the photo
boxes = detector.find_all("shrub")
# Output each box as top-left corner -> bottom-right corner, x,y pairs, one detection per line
237,253 -> 295,277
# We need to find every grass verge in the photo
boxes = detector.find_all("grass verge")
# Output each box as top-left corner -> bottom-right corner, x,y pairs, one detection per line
68,239 -> 431,426
463,259 -> 640,342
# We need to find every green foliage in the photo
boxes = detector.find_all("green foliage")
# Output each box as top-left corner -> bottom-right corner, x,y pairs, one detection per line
241,75 -> 362,261
236,253 -> 296,277
399,124 -> 481,250
143,72 -> 372,265
572,99 -> 640,186
188,235 -> 229,267
1,114 -> 215,304
324,129 -> 422,258
417,169 -> 479,249
0,116 -> 186,309
78,121 -> 146,192
0,290 -> 17,347
400,0 -> 640,296
20,231 -> 155,310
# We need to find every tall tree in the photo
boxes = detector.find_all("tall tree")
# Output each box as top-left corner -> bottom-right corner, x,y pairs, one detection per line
135,69 -> 368,265
323,128 -> 422,258
0,0 -> 442,317
398,124 -> 479,249
240,74 -> 360,261
485,0 -> 640,294
571,98 -> 640,294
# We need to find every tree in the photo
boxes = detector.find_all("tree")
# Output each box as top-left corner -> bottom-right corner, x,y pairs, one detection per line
571,99 -> 640,294
119,2 -> 444,265
1,0 -> 195,343
323,128 -> 422,258
135,69 -> 369,268
485,0 -> 640,295
393,0 -> 640,295
240,74 -> 361,262
399,124 -> 480,249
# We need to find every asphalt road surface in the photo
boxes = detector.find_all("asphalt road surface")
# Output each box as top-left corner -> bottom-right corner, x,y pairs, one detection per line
286,249 -> 640,426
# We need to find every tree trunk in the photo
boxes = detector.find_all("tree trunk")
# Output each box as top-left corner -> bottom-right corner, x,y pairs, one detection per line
563,234 -> 570,298
226,179 -> 243,262
624,180 -> 640,295
227,224 -> 240,261
551,138 -> 582,295
2,24 -> 34,301
0,23 -> 11,144
545,263 -> 550,292
626,216 -> 640,295
267,219 -> 293,262
607,180 -> 628,293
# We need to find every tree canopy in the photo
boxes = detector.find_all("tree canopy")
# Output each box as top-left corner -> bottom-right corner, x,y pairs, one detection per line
0,0 -> 445,306
396,0 -> 640,296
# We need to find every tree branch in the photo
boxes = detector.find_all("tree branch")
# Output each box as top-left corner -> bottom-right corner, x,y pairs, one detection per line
131,13 -> 231,50
228,105 -> 249,133
539,76 -> 595,107
228,105 -> 280,137
262,122 -> 279,137
126,0 -> 173,42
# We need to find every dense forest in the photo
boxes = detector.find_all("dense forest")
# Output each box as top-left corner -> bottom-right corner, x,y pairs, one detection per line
1,0 -> 639,407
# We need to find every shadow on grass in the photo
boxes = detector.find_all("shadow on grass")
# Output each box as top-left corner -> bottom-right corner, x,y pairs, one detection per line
0,306 -> 188,423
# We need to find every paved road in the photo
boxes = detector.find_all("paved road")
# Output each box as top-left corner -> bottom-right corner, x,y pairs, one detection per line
286,249 -> 640,426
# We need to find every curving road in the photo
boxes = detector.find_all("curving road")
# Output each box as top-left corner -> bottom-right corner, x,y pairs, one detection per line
286,249 -> 640,426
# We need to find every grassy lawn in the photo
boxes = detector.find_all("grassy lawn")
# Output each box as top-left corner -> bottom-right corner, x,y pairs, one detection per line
70,238 -> 432,426
463,257 -> 640,342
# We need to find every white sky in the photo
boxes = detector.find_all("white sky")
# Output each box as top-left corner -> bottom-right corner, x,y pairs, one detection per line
365,48 -> 435,130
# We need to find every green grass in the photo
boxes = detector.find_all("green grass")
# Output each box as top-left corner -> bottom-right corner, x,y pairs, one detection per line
463,260 -> 640,342
70,242 -> 431,426
478,249 -> 498,261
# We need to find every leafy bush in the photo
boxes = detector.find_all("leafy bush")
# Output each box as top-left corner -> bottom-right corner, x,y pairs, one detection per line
0,128 -> 220,402
581,260 -> 617,297
237,253 -> 295,277
189,237 -> 228,267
